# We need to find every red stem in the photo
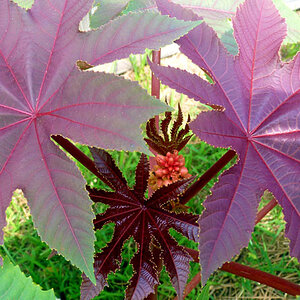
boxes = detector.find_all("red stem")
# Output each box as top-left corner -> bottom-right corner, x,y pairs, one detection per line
221,262 -> 300,296
51,135 -> 111,187
149,50 -> 161,196
151,50 -> 161,101
183,247 -> 300,296
173,272 -> 202,300
180,150 -> 236,205
255,197 -> 277,224
146,50 -> 162,300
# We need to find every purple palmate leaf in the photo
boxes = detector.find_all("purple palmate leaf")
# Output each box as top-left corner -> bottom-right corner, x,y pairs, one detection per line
0,0 -> 201,279
81,149 -> 198,300
151,0 -> 300,284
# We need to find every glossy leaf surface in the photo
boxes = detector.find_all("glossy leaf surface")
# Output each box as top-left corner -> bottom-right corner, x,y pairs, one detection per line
0,258 -> 56,299
151,0 -> 300,284
0,0 -> 200,282
81,149 -> 198,300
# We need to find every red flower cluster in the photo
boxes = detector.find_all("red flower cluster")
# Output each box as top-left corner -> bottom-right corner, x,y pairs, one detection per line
149,150 -> 191,190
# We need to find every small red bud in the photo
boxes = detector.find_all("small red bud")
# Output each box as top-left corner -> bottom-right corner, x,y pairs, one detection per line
150,151 -> 191,190
155,169 -> 164,178
180,167 -> 189,176
157,154 -> 165,160
162,169 -> 169,175
157,179 -> 163,188
163,179 -> 172,185
168,157 -> 174,165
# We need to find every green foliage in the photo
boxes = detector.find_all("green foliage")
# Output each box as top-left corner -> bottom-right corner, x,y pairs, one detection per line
11,0 -> 34,9
0,257 -> 56,300
90,0 -> 129,28
273,0 -> 300,44
198,284 -> 211,300
281,43 -> 300,61
122,0 -> 155,14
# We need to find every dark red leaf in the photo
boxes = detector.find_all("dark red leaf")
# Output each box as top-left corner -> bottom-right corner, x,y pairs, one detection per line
90,148 -> 128,191
144,102 -> 193,155
133,154 -> 150,200
81,150 -> 198,300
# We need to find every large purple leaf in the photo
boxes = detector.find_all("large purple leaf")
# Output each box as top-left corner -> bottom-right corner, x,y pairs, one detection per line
81,150 -> 198,300
151,0 -> 300,284
0,0 -> 201,281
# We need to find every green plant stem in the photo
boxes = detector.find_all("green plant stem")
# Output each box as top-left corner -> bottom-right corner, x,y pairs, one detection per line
179,150 -> 236,205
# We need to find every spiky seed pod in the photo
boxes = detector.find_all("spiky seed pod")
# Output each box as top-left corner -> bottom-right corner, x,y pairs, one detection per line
149,150 -> 192,191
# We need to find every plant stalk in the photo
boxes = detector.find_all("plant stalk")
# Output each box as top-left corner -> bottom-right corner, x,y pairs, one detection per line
173,272 -> 201,300
255,197 -> 277,224
51,135 -> 111,187
149,49 -> 161,193
179,150 -> 236,205
146,49 -> 162,300
151,50 -> 161,103
183,247 -> 300,296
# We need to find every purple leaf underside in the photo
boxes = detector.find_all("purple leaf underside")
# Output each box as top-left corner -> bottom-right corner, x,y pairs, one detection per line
152,0 -> 300,283
81,150 -> 198,300
0,0 -> 201,282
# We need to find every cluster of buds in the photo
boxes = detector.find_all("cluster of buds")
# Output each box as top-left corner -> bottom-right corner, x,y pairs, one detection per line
149,150 -> 191,191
